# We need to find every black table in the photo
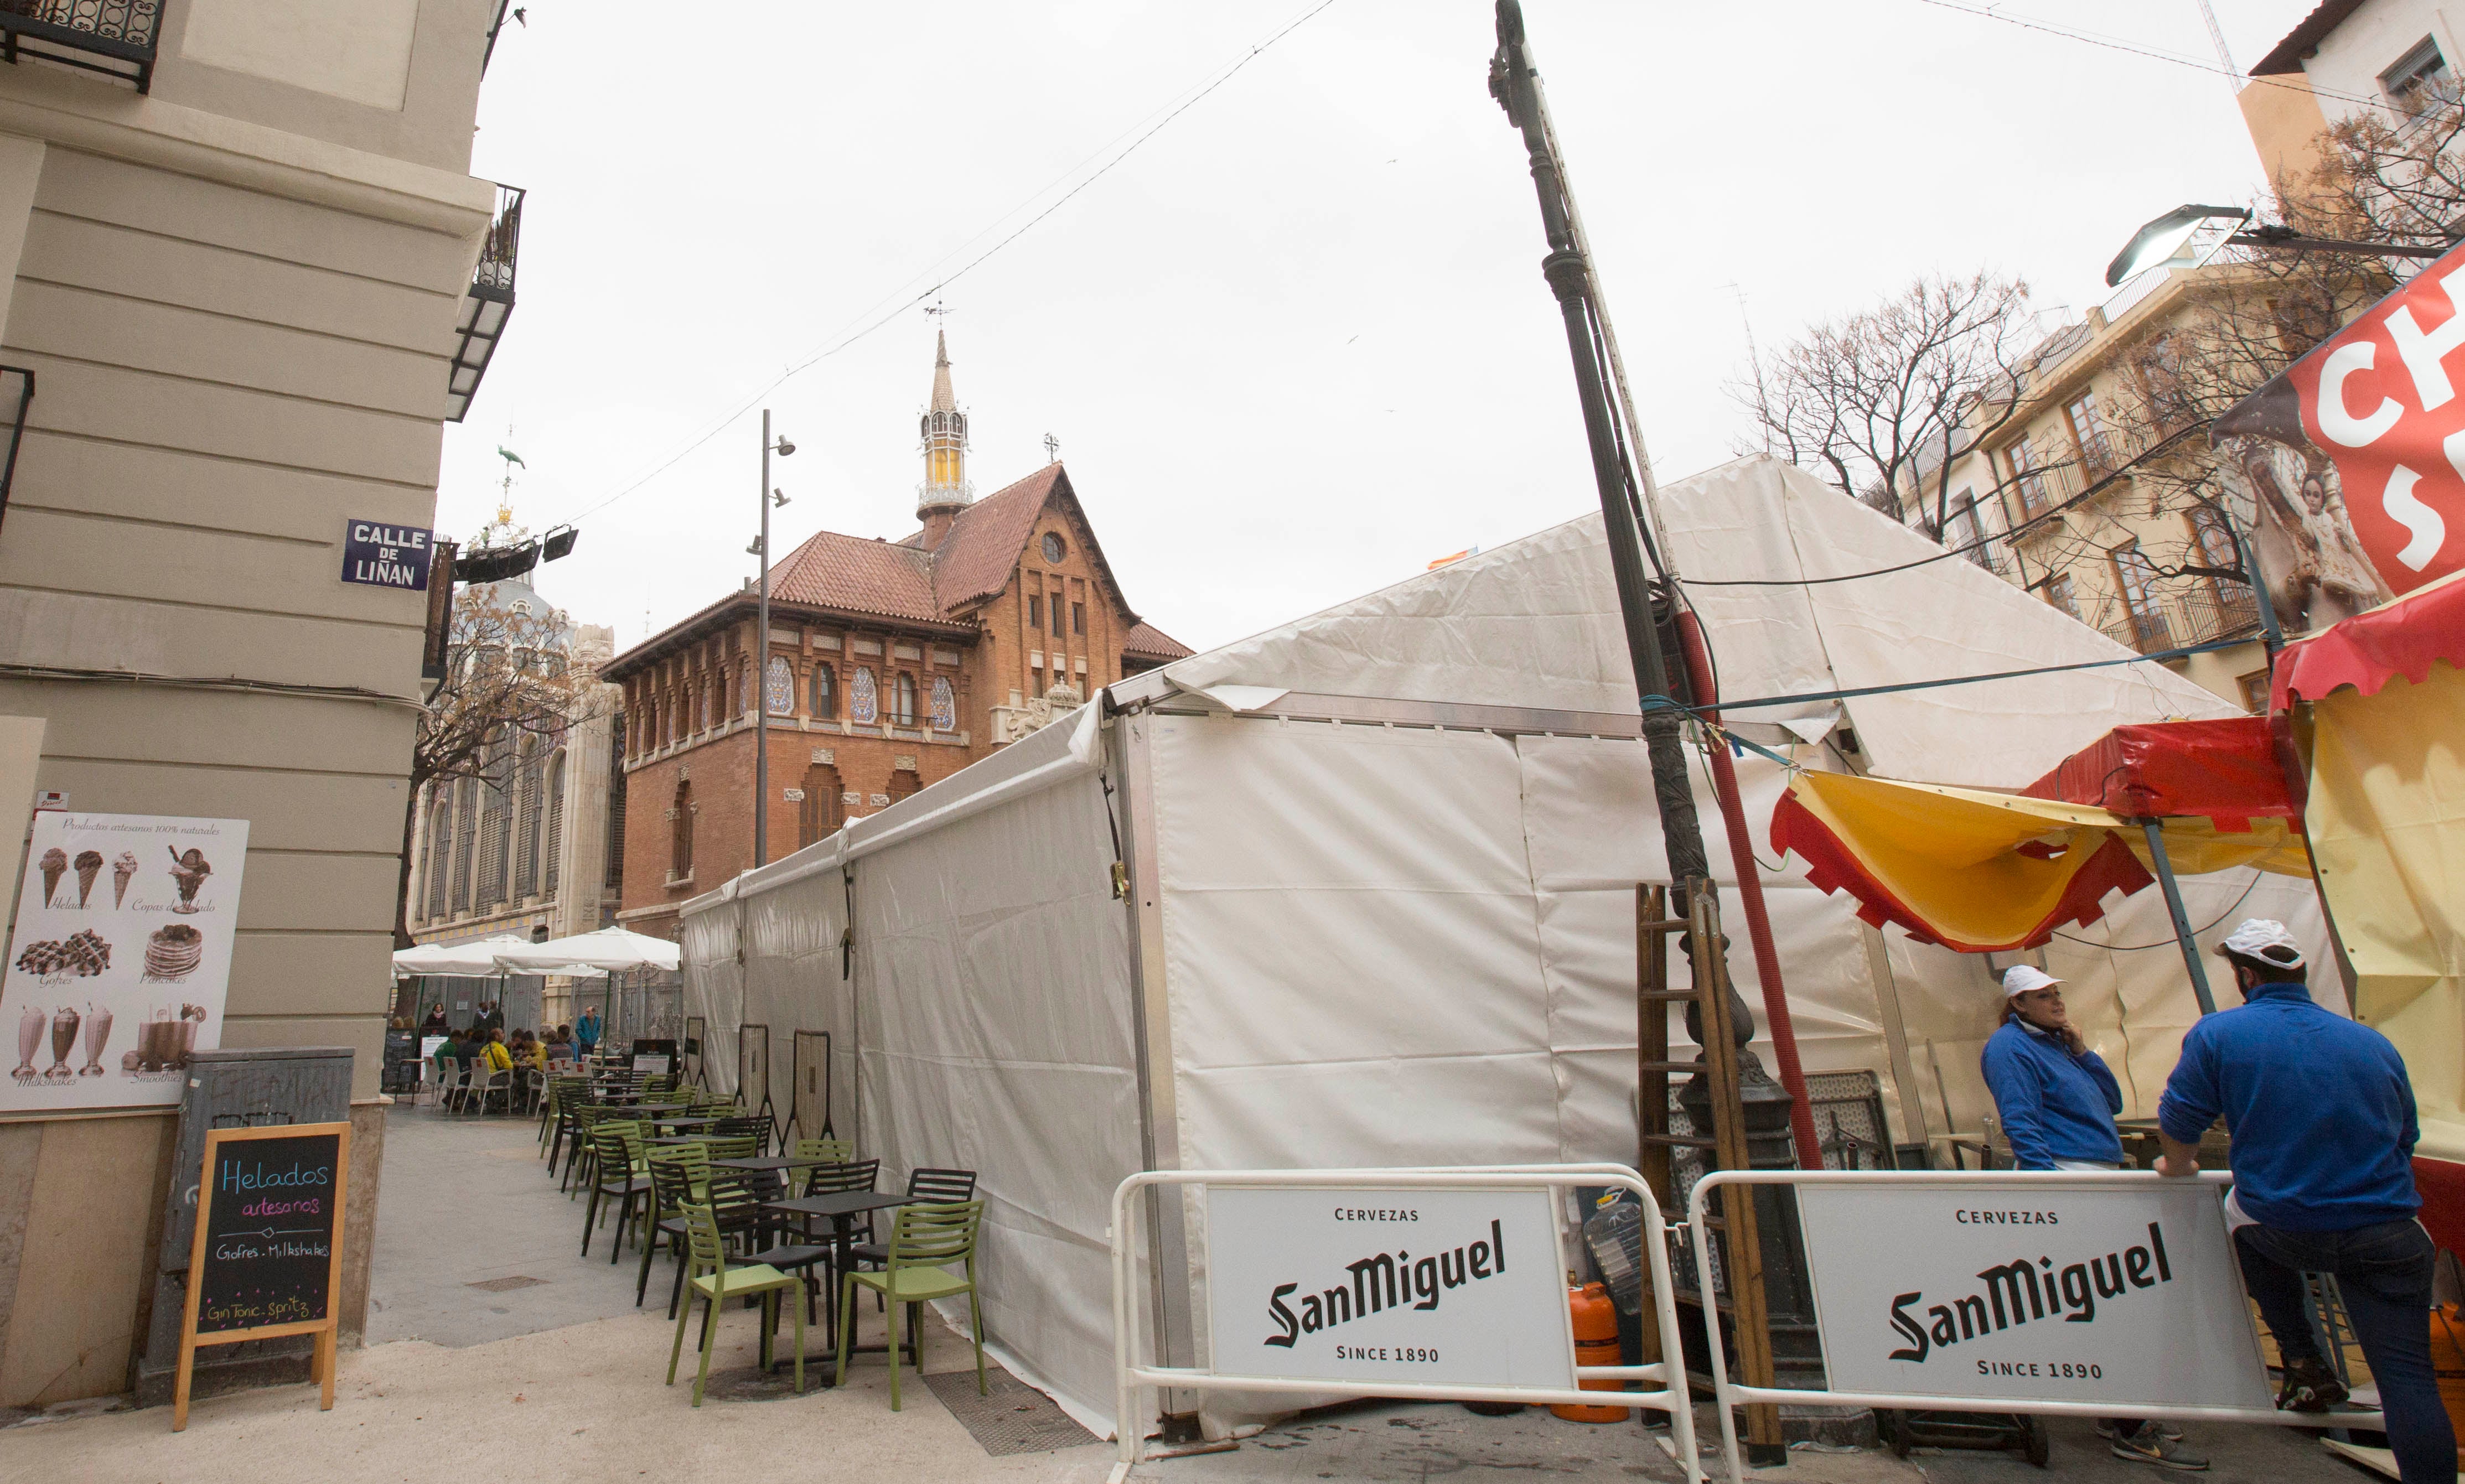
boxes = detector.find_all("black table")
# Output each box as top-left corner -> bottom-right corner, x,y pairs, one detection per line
760,1190 -> 909,1381
712,1155 -> 843,1173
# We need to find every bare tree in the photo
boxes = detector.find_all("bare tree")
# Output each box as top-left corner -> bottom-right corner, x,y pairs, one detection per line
1731,271 -> 2038,527
392,585 -> 595,947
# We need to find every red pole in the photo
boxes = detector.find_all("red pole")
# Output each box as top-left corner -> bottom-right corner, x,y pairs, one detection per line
1677,609 -> 1823,1171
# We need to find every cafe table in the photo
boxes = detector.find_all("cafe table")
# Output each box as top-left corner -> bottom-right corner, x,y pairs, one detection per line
759,1189 -> 909,1380
710,1154 -> 842,1174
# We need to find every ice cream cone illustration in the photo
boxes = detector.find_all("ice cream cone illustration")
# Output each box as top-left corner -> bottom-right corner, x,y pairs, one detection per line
80,1003 -> 109,1076
73,850 -> 101,909
14,1003 -> 40,1078
37,847 -> 65,907
167,847 -> 210,915
112,852 -> 137,909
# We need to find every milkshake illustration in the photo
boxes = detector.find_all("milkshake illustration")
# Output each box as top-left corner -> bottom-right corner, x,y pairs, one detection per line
14,1003 -> 40,1078
36,847 -> 65,907
80,1004 -> 110,1076
44,1005 -> 77,1080
167,847 -> 211,915
112,852 -> 138,909
72,850 -> 101,908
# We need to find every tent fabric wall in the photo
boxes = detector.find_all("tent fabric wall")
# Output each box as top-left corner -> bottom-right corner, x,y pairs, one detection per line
679,893 -> 741,1093
845,764 -> 1142,1430
2306,662 -> 2465,1165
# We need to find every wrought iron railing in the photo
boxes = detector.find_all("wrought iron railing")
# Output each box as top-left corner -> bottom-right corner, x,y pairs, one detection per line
447,184 -> 522,423
0,0 -> 158,91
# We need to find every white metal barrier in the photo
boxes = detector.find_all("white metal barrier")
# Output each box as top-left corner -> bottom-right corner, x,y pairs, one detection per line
1687,1169 -> 2388,1484
1110,1165 -> 1701,1483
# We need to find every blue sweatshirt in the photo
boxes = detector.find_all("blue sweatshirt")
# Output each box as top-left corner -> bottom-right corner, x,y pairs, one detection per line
1981,1017 -> 2126,1169
2158,980 -> 2419,1232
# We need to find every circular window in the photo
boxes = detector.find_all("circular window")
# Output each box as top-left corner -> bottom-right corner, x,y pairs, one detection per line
1042,532 -> 1066,564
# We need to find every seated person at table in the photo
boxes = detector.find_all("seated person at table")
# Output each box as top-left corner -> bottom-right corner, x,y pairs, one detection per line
481,1028 -> 514,1075
545,1025 -> 573,1061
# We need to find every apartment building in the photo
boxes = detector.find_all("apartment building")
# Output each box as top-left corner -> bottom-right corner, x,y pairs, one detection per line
0,2 -> 521,1408
2242,0 -> 2461,184
1892,263 -> 2273,711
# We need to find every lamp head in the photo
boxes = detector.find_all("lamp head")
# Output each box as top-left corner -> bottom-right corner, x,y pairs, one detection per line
771,488 -> 790,508
745,537 -> 763,556
2106,204 -> 2249,287
773,437 -> 796,457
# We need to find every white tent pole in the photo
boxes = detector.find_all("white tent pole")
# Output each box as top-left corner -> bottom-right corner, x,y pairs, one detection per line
1110,710 -> 1202,1431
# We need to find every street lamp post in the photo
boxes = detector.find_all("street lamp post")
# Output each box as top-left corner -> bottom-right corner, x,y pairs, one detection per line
754,411 -> 794,868
2105,203 -> 2450,287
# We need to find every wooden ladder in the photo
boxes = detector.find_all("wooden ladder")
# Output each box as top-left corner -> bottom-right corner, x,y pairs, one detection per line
1633,881 -> 1782,1458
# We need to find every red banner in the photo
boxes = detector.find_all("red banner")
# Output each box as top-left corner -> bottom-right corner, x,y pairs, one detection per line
2215,245 -> 2465,631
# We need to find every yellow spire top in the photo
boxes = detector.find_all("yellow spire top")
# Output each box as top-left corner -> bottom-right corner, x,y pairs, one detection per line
917,326 -> 972,518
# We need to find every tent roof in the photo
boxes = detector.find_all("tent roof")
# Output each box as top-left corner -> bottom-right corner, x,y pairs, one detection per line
2022,716 -> 2294,827
2274,566 -> 2465,708
392,934 -> 535,978
1128,456 -> 2233,787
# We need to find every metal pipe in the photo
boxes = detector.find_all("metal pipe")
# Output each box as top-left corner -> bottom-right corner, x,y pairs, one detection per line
755,409 -> 772,867
1678,610 -> 1822,1169
2139,819 -> 2217,1015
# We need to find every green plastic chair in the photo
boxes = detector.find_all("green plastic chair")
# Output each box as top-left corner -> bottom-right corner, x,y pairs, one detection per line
697,1134 -> 759,1163
667,1201 -> 803,1405
792,1137 -> 853,1164
835,1200 -> 986,1410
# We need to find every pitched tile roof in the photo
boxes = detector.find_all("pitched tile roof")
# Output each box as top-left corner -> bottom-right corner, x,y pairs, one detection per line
928,464 -> 1062,613
766,528 -> 939,622
1122,620 -> 1192,661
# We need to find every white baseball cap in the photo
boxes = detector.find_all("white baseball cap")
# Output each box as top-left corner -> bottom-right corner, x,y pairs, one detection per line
2001,964 -> 2063,997
2217,919 -> 2306,971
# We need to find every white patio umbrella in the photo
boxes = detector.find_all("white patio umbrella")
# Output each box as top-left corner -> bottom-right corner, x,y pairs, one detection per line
391,933 -> 537,978
488,926 -> 680,974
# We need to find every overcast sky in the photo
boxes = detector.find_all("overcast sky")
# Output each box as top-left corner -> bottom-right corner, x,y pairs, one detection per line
446,1 -> 2322,656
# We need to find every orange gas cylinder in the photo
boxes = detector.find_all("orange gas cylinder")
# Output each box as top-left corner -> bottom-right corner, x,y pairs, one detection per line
1551,1281 -> 1627,1422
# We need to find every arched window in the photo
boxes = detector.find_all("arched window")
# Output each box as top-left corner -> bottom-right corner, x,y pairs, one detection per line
766,656 -> 793,715
423,791 -> 450,922
544,749 -> 566,897
798,762 -> 843,848
930,676 -> 955,732
894,673 -> 918,727
850,667 -> 878,724
450,776 -> 477,911
809,665 -> 835,720
885,767 -> 921,805
671,777 -> 694,879
514,737 -> 543,900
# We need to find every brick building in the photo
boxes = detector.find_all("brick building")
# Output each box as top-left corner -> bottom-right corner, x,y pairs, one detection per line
605,333 -> 1189,938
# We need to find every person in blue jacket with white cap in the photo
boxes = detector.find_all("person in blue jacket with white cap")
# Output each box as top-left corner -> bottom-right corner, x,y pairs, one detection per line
1982,963 -> 2206,1470
2158,919 -> 2453,1484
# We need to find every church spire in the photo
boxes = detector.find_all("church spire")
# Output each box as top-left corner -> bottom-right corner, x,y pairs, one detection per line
917,326 -> 972,525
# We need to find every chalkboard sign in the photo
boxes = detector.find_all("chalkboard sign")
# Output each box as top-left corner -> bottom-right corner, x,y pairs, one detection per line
174,1121 -> 351,1430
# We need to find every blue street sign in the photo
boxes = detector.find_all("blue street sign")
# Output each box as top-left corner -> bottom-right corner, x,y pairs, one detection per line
341,519 -> 435,590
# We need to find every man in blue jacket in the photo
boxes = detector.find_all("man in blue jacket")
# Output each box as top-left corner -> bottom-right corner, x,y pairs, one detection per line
1983,964 -> 2205,1470
2158,920 -> 2452,1484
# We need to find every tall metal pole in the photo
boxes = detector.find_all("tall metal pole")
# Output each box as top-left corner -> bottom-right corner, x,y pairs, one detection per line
1488,3 -> 1709,895
755,408 -> 773,868
2139,821 -> 2219,1016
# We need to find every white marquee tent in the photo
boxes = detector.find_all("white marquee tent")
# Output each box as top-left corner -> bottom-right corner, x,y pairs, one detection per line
679,456 -> 2327,1433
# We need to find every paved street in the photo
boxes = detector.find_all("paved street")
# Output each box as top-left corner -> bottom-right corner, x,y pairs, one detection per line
1,1099 -> 2356,1483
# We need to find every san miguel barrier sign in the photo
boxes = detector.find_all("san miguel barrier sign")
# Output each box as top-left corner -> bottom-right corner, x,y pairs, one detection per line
1109,1167 -> 1702,1484
1689,1171 -> 2378,1484
1206,1186 -> 1568,1390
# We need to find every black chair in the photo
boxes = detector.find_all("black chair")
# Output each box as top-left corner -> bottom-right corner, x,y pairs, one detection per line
846,1168 -> 977,1271
715,1113 -> 774,1155
799,1158 -> 881,1198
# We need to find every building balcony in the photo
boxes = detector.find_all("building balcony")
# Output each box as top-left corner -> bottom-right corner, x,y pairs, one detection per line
0,1 -> 158,92
446,184 -> 522,422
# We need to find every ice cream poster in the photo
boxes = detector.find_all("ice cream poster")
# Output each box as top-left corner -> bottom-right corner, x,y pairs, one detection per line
0,812 -> 248,1113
